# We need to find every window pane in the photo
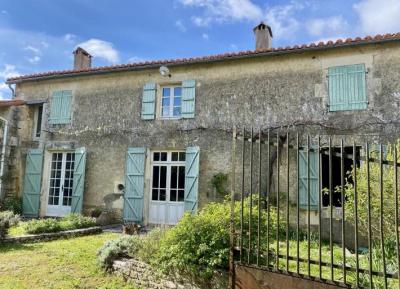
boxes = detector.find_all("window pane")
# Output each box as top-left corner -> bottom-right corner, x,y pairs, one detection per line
178,190 -> 184,202
174,97 -> 181,106
153,152 -> 160,161
162,107 -> 170,117
160,166 -> 167,188
174,87 -> 182,96
172,152 -> 178,161
162,97 -> 170,107
173,107 -> 181,117
162,88 -> 170,97
152,166 -> 159,187
160,189 -> 166,201
179,152 -> 186,162
152,189 -> 158,201
171,166 -> 177,188
178,166 -> 185,189
170,190 -> 177,202
36,105 -> 43,138
160,153 -> 167,161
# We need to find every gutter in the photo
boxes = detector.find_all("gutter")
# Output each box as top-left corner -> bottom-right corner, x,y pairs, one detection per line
0,117 -> 8,200
6,37 -> 400,85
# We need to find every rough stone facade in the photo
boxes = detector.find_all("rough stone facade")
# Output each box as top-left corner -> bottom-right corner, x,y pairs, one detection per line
6,40 -> 400,225
112,258 -> 227,289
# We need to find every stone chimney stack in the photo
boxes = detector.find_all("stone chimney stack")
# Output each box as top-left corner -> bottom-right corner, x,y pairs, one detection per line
73,47 -> 92,70
253,22 -> 273,50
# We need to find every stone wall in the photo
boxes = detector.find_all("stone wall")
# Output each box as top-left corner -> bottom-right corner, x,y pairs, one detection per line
112,258 -> 228,289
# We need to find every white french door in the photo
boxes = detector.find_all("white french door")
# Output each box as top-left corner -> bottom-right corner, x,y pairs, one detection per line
149,151 -> 185,225
46,152 -> 75,217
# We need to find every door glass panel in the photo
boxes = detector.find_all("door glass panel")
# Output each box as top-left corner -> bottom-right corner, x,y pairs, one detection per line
62,153 -> 74,206
48,152 -> 74,207
48,153 -> 63,206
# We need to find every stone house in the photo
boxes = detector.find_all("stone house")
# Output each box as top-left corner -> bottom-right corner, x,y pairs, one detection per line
3,23 -> 400,226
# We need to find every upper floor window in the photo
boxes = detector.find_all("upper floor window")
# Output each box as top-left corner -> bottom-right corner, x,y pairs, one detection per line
328,64 -> 367,112
161,86 -> 182,118
49,90 -> 72,124
33,104 -> 43,140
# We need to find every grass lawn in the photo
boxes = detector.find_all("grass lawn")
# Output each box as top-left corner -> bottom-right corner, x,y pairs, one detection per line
0,233 -> 137,289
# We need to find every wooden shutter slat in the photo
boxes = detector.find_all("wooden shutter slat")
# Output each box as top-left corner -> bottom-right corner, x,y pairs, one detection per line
181,80 -> 196,118
184,146 -> 200,214
71,147 -> 86,214
141,83 -> 156,120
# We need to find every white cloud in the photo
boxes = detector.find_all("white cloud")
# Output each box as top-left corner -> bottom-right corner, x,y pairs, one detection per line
306,16 -> 349,37
77,39 -> 120,63
28,56 -> 41,64
64,33 -> 77,43
24,45 -> 41,54
202,33 -> 209,40
354,0 -> 400,34
175,20 -> 187,32
265,2 -> 304,40
0,64 -> 20,79
179,0 -> 263,26
0,83 -> 9,100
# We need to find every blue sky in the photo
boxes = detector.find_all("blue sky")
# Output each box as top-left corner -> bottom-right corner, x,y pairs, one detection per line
0,0 -> 399,98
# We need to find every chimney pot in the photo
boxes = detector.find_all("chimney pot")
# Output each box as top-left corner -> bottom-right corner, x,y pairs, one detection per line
253,22 -> 273,50
73,47 -> 92,70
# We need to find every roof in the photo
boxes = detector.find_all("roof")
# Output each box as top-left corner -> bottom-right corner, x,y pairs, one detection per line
6,32 -> 400,84
0,99 -> 26,107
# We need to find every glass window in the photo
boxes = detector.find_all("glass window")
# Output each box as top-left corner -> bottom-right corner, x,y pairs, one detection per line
161,86 -> 182,118
34,105 -> 43,139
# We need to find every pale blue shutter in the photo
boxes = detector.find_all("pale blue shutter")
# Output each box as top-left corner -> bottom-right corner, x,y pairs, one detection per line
22,149 -> 43,217
181,80 -> 196,118
328,64 -> 367,111
49,90 -> 72,124
141,83 -> 156,120
299,149 -> 319,210
184,146 -> 200,213
71,147 -> 87,214
124,148 -> 145,222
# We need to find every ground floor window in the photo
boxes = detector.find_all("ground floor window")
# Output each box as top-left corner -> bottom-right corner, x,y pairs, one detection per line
47,152 -> 75,216
149,151 -> 186,225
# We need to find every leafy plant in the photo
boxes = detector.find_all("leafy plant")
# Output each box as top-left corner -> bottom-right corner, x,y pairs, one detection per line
60,214 -> 96,230
343,141 -> 400,240
23,218 -> 61,234
0,211 -> 20,227
22,214 -> 96,234
0,196 -> 22,215
90,207 -> 103,218
97,235 -> 142,270
211,173 -> 229,196
0,219 -> 7,239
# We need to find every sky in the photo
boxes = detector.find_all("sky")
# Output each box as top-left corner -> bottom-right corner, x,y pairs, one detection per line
0,0 -> 400,99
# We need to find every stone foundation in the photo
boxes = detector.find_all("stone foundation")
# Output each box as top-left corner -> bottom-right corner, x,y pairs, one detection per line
112,258 -> 228,289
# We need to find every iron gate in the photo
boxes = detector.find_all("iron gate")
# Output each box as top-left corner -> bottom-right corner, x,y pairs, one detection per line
229,127 -> 400,289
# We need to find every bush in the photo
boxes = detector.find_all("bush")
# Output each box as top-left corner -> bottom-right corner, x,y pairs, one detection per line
155,198 -> 284,280
0,210 -> 20,227
0,196 -> 22,215
0,219 -> 7,239
23,218 -> 61,234
60,214 -> 96,230
22,214 -> 97,235
97,235 -> 142,270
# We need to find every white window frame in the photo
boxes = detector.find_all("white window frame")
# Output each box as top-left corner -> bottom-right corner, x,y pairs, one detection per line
46,151 -> 75,217
160,85 -> 182,119
32,104 -> 43,140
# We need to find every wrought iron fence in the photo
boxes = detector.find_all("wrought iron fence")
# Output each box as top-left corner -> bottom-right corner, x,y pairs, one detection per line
230,127 -> 400,289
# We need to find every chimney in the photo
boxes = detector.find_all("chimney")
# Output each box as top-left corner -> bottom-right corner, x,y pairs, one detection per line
253,22 -> 273,50
73,47 -> 92,70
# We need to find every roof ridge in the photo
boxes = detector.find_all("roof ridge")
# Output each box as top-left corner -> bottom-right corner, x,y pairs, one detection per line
7,32 -> 400,83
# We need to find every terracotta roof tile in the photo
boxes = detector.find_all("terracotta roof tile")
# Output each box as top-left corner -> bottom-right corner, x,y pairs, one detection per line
6,32 -> 400,83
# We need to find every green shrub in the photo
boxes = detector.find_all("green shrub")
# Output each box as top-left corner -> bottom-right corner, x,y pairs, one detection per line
97,235 -> 142,270
0,196 -> 22,215
23,218 -> 61,234
0,210 -> 20,227
0,220 -> 7,239
154,198 -> 284,280
60,214 -> 96,230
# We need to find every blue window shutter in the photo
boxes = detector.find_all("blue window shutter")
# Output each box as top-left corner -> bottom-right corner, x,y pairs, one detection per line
181,80 -> 196,118
22,149 -> 44,217
141,83 -> 156,120
184,146 -> 200,214
299,149 -> 319,210
71,147 -> 87,214
49,90 -> 72,124
124,148 -> 146,222
328,64 -> 367,111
